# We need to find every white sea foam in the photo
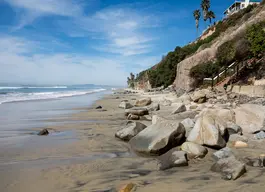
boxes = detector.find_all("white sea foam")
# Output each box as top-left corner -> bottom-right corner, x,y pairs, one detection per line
0,89 -> 106,104
0,87 -> 23,90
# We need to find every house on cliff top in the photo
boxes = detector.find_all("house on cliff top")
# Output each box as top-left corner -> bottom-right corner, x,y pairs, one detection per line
224,0 -> 261,16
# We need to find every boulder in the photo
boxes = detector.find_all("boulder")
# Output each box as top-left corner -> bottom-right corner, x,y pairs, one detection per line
115,121 -> 147,141
211,156 -> 246,180
38,129 -> 49,136
245,154 -> 265,167
95,106 -> 102,109
181,142 -> 208,159
234,104 -> 265,134
129,117 -> 186,155
191,90 -> 207,103
168,111 -> 198,121
157,149 -> 188,170
125,108 -> 149,117
147,103 -> 160,112
135,97 -> 151,107
254,131 -> 265,140
187,113 -> 226,149
171,103 -> 186,114
127,114 -> 140,120
119,101 -> 133,109
180,118 -> 195,137
213,147 -> 234,161
187,108 -> 237,148
226,122 -> 243,135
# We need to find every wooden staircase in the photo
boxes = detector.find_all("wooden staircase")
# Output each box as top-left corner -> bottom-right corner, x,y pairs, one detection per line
203,58 -> 262,88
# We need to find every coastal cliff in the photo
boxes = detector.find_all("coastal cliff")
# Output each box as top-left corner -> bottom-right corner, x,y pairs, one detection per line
134,3 -> 265,91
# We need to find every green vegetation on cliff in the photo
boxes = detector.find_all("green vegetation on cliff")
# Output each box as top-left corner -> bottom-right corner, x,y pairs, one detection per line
134,2 -> 263,89
189,21 -> 265,87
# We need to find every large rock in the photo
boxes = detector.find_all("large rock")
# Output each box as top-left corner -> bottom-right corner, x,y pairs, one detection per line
38,129 -> 49,136
119,101 -> 133,109
135,97 -> 151,107
168,111 -> 198,121
234,104 -> 265,133
115,121 -> 147,141
187,108 -> 237,148
187,112 -> 226,149
180,118 -> 195,137
191,90 -> 207,103
226,122 -> 243,135
147,103 -> 160,112
213,147 -> 234,161
171,103 -> 186,114
125,107 -> 149,116
157,149 -> 188,170
254,131 -> 265,140
127,114 -> 140,120
211,156 -> 246,180
181,142 -> 208,159
129,117 -> 186,155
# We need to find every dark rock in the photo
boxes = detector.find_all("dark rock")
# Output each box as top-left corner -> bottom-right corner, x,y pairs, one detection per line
157,149 -> 188,170
127,114 -> 140,120
125,108 -> 149,117
213,147 -> 234,161
38,129 -> 49,136
147,103 -> 160,112
211,156 -> 246,180
254,131 -> 265,140
95,106 -> 102,109
244,155 -> 265,167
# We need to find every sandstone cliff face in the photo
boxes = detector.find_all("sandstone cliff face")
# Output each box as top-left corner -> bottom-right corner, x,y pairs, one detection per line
174,6 -> 265,90
135,80 -> 151,90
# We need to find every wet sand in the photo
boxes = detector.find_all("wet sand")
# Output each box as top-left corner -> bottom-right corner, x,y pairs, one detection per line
1,92 -> 265,192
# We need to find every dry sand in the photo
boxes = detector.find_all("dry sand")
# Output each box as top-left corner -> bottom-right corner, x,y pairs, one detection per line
1,92 -> 265,192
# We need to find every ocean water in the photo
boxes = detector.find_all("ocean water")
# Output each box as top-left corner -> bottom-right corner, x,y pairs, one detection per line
0,84 -> 106,104
0,84 -> 114,143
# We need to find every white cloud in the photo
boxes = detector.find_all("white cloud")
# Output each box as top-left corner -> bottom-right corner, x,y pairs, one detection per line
0,1 -> 170,85
5,0 -> 160,56
4,0 -> 83,29
0,36 -> 129,85
5,0 -> 83,16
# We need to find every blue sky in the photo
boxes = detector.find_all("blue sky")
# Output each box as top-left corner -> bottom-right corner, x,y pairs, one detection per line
0,0 -> 233,86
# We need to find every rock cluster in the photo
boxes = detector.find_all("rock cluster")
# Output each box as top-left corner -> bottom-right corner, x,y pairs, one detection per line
114,87 -> 265,181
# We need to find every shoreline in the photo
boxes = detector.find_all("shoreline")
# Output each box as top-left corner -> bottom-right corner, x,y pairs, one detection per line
2,90 -> 265,192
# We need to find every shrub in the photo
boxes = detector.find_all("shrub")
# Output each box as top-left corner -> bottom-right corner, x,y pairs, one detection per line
246,21 -> 265,57
189,61 -> 220,85
235,38 -> 251,60
216,41 -> 236,67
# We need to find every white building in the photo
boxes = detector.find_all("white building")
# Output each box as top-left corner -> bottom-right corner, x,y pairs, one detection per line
224,0 -> 261,16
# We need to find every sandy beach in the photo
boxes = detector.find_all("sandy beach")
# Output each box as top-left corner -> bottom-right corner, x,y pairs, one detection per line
1,90 -> 265,192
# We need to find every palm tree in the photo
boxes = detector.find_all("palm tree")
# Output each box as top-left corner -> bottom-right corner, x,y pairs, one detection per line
193,9 -> 201,37
207,10 -> 215,25
201,0 -> 210,26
